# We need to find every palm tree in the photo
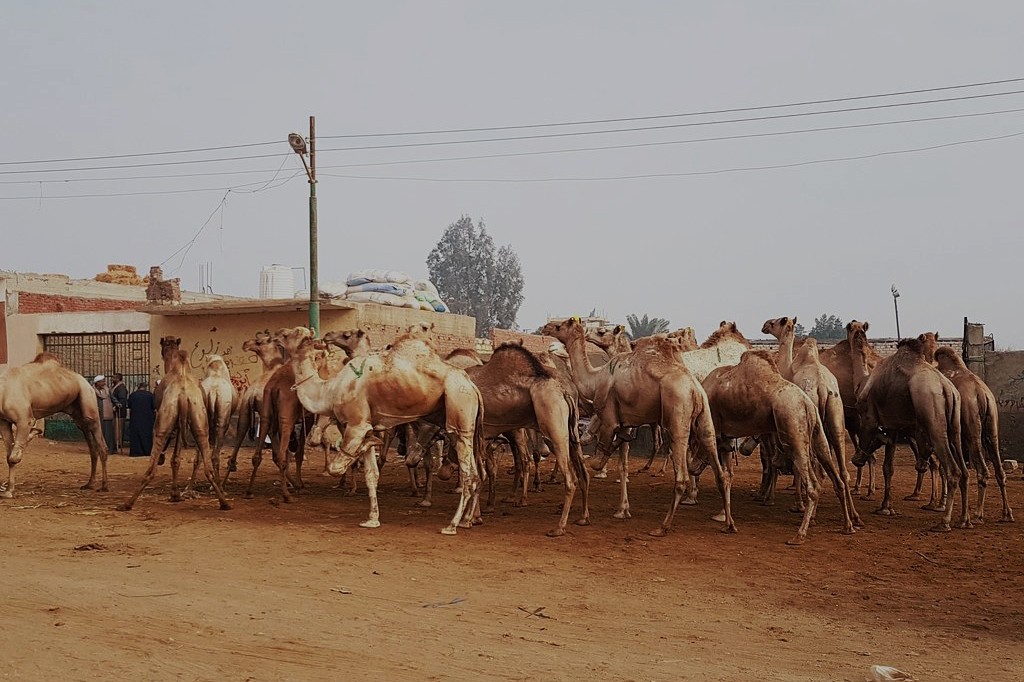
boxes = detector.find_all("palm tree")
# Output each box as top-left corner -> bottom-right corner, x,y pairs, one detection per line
626,313 -> 671,339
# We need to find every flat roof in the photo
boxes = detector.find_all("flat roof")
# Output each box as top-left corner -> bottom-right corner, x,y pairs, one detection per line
142,298 -> 356,316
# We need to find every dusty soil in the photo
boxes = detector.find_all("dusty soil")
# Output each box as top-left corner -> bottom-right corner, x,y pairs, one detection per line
2,440 -> 1022,682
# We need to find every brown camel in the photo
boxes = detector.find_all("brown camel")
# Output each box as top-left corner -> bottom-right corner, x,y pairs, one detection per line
761,317 -> 860,525
0,353 -> 109,498
702,351 -> 858,544
934,346 -> 1013,523
277,327 -> 485,535
819,320 -> 884,497
445,347 -> 485,369
854,337 -> 970,531
223,332 -> 285,484
667,327 -> 699,352
118,337 -> 230,511
543,317 -> 734,536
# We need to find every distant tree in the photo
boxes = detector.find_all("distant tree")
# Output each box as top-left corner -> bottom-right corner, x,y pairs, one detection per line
794,321 -> 807,337
626,313 -> 671,339
427,215 -> 524,336
808,313 -> 845,340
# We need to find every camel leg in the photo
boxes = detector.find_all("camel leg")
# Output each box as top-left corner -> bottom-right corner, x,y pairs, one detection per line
650,426 -> 692,537
245,425 -> 276,499
925,425 -> 967,532
223,406 -> 253,485
873,442 -> 898,516
359,445 -> 381,528
614,435 -> 631,519
962,425 -> 990,523
922,456 -> 944,511
787,448 -> 821,546
482,438 -> 498,514
0,421 -> 17,498
532,391 -> 577,536
192,421 -> 231,511
985,437 -> 1014,522
273,417 -> 296,503
569,430 -> 591,529
503,431 -> 530,507
406,459 -> 421,497
815,444 -> 856,536
169,429 -> 184,502
118,421 -> 175,511
442,426 -> 479,536
418,440 -> 438,508
70,409 -> 109,493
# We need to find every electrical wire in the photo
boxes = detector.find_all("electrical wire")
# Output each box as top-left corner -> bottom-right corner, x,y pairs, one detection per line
0,140 -> 282,167
318,128 -> 1024,184
317,76 -> 1024,139
0,171 -> 303,200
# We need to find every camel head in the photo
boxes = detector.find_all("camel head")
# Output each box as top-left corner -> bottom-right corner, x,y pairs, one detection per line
159,336 -> 182,356
917,331 -> 940,363
933,346 -> 964,372
273,326 -> 314,357
666,327 -> 698,351
406,321 -> 435,338
586,325 -> 624,350
895,336 -> 926,359
541,317 -> 585,344
323,329 -> 370,358
761,316 -> 795,340
701,321 -> 752,349
845,320 -> 870,349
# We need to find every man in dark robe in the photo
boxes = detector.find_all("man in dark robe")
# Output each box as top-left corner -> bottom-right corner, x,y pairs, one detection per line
127,383 -> 157,457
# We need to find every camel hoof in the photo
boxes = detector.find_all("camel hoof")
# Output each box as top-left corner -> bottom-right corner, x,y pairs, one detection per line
219,502 -> 232,511
482,506 -> 495,515
921,504 -> 943,512
546,528 -> 565,538
929,523 -> 952,533
359,519 -> 381,529
80,483 -> 94,491
416,500 -> 432,508
244,492 -> 254,500
786,536 -> 807,546
860,494 -> 875,501
841,527 -> 856,536
115,503 -> 132,512
440,526 -> 458,536
575,518 -> 591,527
228,461 -> 237,472
903,493 -> 923,501
721,525 -> 738,534
999,515 -> 1015,523
680,498 -> 698,506
648,527 -> 668,538
472,517 -> 484,526
612,510 -> 632,520
789,505 -> 805,514
873,507 -> 896,516
972,515 -> 986,525
711,511 -> 727,523
593,471 -> 608,479
458,520 -> 473,529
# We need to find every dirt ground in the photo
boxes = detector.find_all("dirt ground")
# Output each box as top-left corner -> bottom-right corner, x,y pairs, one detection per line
1,440 -> 1022,682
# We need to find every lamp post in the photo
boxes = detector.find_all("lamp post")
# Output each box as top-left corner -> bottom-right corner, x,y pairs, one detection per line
891,284 -> 901,339
289,116 -> 318,336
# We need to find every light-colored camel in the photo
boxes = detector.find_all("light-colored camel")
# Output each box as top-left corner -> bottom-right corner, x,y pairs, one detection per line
224,332 -> 285,484
854,337 -> 970,531
118,337 -> 230,511
277,326 -> 485,535
667,327 -> 698,351
196,354 -> 237,484
543,317 -> 734,536
445,348 -> 485,370
682,321 -> 752,382
702,350 -> 858,544
934,346 -> 1013,523
0,353 -> 109,498
761,317 -> 860,525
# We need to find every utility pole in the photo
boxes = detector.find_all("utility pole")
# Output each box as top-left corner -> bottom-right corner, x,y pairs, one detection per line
891,284 -> 901,339
289,116 -> 319,336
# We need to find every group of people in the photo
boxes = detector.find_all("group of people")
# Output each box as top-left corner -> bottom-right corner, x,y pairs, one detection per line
91,374 -> 156,457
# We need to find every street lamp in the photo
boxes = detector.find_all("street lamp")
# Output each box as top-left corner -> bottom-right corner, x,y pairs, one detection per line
289,117 -> 318,336
891,284 -> 901,339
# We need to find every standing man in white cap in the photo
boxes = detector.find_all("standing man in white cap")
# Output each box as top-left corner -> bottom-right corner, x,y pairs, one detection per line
93,375 -> 117,454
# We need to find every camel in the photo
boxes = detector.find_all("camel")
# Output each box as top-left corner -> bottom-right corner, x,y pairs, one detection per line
918,332 -> 941,364
934,346 -> 1012,523
588,325 -> 634,356
445,348 -> 485,370
854,337 -> 970,531
818,320 -> 884,497
702,351 -> 858,544
543,317 -> 734,536
118,337 -> 230,511
196,354 -> 237,483
223,332 -> 285,484
0,353 -> 109,498
276,326 -> 484,535
761,317 -> 860,525
682,322 -> 752,382
667,327 -> 698,351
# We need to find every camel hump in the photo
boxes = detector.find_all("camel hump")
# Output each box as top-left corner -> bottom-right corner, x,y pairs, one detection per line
32,352 -> 63,365
741,349 -> 780,372
896,337 -> 925,355
933,346 -> 964,369
491,343 -> 552,379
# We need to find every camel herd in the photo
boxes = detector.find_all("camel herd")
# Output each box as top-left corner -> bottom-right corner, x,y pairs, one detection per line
0,315 -> 1013,543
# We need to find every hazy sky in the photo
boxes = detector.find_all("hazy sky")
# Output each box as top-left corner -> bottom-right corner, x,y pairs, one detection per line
3,2 -> 1023,346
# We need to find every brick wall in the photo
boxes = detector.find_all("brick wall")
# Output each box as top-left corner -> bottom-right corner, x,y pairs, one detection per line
490,328 -> 556,354
17,293 -> 144,314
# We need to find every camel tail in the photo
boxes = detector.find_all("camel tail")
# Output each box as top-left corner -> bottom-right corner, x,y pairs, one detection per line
177,391 -> 190,441
472,385 -> 487,481
981,392 -> 1001,458
946,387 -> 966,469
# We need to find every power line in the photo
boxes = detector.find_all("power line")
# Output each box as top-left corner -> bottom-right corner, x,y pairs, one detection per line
0,151 -> 285,177
0,164 -> 296,185
0,140 -> 282,167
314,106 -> 1024,170
319,76 -> 1024,139
0,171 -> 303,200
316,88 -> 1024,153
319,128 -> 1024,183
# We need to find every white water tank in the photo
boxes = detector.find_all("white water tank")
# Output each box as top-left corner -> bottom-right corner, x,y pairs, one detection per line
259,265 -> 295,299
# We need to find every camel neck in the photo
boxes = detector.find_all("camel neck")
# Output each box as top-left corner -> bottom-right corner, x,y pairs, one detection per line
777,331 -> 794,378
564,333 -> 603,400
290,351 -> 333,415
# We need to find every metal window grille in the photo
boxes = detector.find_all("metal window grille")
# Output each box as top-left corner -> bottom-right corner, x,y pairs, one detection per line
41,332 -> 150,421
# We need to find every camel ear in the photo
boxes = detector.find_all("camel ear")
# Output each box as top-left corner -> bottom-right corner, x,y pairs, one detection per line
614,325 -> 624,334
792,316 -> 797,325
356,330 -> 365,338
934,331 -> 939,340
845,322 -> 853,332
863,321 -> 869,333
917,333 -> 925,342
175,337 -> 181,345
780,316 -> 788,325
720,320 -> 727,327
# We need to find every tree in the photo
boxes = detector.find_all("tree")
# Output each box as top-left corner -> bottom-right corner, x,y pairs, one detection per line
626,313 -> 671,339
427,215 -> 525,336
794,321 -> 807,337
808,313 -> 845,340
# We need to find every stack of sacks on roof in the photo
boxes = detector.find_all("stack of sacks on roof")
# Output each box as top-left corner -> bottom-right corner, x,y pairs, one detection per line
95,264 -> 145,285
320,269 -> 449,312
